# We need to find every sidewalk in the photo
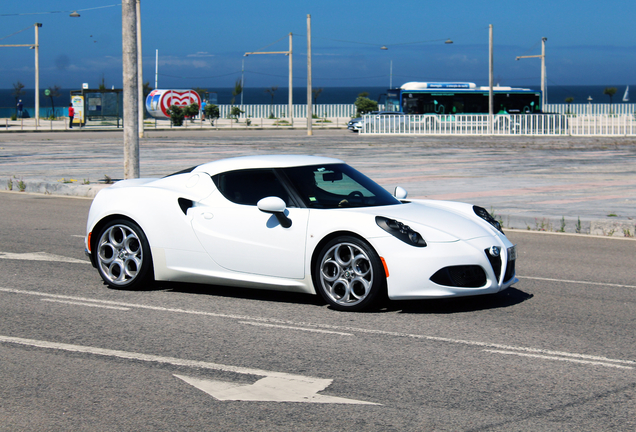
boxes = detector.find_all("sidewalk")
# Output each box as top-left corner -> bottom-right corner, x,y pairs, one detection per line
1,129 -> 635,237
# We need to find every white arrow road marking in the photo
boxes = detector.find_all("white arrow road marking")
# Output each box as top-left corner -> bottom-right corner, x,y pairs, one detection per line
0,251 -> 89,264
174,374 -> 377,404
0,335 -> 378,405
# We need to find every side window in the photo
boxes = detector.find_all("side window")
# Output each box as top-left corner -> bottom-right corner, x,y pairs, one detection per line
213,169 -> 290,206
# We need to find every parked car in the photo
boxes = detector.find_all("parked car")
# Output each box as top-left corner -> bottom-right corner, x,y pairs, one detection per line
85,155 -> 517,311
347,111 -> 405,132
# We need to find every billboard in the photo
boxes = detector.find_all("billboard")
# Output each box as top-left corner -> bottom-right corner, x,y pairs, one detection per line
145,89 -> 201,119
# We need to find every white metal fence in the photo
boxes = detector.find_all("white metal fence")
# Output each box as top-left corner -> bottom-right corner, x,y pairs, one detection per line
217,104 -> 356,119
359,114 -> 636,136
217,102 -> 635,119
545,103 -> 636,116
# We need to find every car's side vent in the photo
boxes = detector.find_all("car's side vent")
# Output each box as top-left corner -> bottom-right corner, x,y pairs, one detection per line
178,198 -> 194,215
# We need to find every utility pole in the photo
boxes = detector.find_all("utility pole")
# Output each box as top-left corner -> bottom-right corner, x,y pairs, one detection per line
516,37 -> 548,110
288,33 -> 293,126
35,23 -> 41,127
241,58 -> 244,105
136,0 -> 144,138
307,14 -> 312,136
488,24 -> 493,135
122,0 -> 139,179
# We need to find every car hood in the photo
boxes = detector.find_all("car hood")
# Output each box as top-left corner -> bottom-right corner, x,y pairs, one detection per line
355,201 -> 495,242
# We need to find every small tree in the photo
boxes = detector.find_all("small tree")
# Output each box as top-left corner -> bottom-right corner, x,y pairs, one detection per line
603,87 -> 617,104
204,104 -> 220,125
167,105 -> 185,126
312,87 -> 323,104
231,79 -> 243,105
565,97 -> 574,114
98,74 -> 107,90
47,85 -> 62,118
184,103 -> 200,122
12,81 -> 25,116
230,106 -> 244,122
264,85 -> 278,118
354,96 -> 379,117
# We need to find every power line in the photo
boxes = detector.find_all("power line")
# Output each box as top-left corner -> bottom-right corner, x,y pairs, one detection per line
0,4 -> 120,17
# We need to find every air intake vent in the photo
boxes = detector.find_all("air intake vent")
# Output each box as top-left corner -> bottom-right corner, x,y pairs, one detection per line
430,265 -> 487,288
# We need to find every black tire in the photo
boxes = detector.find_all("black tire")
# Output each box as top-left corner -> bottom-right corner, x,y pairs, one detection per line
313,236 -> 386,311
94,219 -> 154,290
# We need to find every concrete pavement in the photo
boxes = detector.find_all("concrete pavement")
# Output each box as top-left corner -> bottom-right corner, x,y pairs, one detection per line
1,129 -> 635,237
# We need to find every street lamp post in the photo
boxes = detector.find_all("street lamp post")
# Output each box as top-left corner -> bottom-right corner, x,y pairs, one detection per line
245,32 -> 293,125
34,23 -> 41,127
489,24 -> 493,135
516,37 -> 548,109
0,23 -> 42,126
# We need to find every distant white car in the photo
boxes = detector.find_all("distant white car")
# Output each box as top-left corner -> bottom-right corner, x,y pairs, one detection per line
85,155 -> 517,311
347,111 -> 406,132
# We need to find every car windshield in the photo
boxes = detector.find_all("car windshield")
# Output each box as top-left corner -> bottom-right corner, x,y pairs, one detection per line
283,163 -> 401,209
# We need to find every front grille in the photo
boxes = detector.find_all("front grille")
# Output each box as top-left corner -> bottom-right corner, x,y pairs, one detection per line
430,265 -> 487,288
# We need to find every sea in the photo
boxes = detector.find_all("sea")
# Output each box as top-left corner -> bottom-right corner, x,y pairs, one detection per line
1,85 -> 632,109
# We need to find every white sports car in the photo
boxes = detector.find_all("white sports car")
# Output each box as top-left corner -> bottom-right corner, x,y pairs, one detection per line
85,155 -> 517,311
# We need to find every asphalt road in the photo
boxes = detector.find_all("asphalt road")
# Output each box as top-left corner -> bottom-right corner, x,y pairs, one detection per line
1,193 -> 635,431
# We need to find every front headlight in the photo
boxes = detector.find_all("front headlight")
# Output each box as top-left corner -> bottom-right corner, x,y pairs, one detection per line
376,216 -> 427,247
473,205 -> 504,233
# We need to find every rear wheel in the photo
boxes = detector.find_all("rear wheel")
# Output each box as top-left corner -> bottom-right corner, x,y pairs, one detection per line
94,219 -> 153,290
313,236 -> 386,311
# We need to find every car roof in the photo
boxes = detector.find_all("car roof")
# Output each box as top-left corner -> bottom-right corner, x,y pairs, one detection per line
193,155 -> 344,176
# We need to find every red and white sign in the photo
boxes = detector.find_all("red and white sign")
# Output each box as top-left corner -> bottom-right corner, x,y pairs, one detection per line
146,89 -> 202,119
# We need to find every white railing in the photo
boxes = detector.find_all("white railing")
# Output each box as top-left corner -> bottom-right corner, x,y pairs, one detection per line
217,104 -> 356,119
360,114 -> 636,136
545,103 -> 636,115
214,103 -> 635,120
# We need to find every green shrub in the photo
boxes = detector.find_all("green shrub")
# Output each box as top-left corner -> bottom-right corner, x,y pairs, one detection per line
204,104 -> 220,125
184,103 -> 199,122
167,105 -> 185,126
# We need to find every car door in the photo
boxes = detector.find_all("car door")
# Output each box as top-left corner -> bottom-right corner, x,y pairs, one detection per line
190,168 -> 309,279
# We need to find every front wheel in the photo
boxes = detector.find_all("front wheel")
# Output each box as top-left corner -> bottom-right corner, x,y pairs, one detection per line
313,236 -> 386,311
94,219 -> 153,290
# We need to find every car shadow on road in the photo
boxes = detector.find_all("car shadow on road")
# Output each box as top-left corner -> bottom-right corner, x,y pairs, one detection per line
153,281 -> 325,307
387,288 -> 533,314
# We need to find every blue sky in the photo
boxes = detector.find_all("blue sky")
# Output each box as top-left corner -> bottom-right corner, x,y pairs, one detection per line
1,0 -> 634,90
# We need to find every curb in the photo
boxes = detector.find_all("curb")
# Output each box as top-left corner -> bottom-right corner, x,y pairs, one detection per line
3,183 -> 634,239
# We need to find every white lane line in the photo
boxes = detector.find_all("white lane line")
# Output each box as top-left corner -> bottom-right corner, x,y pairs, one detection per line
484,350 -> 634,370
2,287 -> 634,369
0,335 -> 377,405
0,251 -> 89,265
517,275 -> 636,289
239,321 -> 354,336
41,298 -> 130,311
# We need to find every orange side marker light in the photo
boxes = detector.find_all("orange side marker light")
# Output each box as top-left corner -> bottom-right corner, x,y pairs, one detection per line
380,257 -> 389,278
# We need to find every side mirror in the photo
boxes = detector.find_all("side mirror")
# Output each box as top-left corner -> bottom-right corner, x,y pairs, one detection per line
394,186 -> 408,200
257,196 -> 292,228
